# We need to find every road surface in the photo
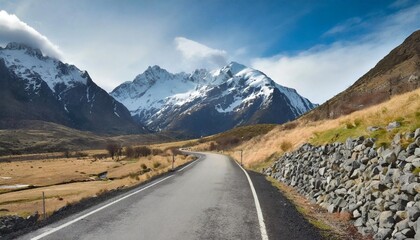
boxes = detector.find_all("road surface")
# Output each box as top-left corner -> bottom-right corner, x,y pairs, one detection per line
20,152 -> 322,240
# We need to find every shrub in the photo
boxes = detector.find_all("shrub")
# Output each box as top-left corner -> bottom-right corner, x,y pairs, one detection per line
345,121 -> 355,129
140,163 -> 148,170
152,148 -> 163,156
135,146 -> 152,157
63,150 -> 71,158
74,151 -> 88,158
280,141 -> 292,152
93,153 -> 108,160
153,162 -> 161,168
125,146 -> 135,158
353,118 -> 363,127
209,142 -> 217,151
106,142 -> 122,160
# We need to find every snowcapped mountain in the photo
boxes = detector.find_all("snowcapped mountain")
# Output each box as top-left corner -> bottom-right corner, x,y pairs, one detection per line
111,62 -> 317,136
0,42 -> 146,134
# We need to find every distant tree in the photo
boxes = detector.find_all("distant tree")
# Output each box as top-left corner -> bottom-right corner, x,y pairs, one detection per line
209,142 -> 216,151
63,150 -> 71,158
125,146 -> 135,158
152,148 -> 163,156
106,142 -> 121,160
135,146 -> 152,157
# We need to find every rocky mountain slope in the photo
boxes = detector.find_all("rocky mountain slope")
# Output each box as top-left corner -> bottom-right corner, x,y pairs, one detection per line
111,62 -> 317,137
305,30 -> 420,121
0,43 -> 146,135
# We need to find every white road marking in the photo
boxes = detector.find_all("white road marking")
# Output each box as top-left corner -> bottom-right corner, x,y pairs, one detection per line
177,154 -> 202,172
31,175 -> 174,240
234,160 -> 269,240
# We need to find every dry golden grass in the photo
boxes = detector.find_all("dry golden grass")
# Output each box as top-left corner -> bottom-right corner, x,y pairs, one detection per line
222,88 -> 420,169
0,144 -> 195,217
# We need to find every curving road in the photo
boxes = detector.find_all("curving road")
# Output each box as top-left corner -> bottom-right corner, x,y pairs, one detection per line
20,152 -> 322,240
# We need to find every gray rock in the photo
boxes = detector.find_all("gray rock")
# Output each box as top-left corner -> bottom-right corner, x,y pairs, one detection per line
412,158 -> 420,168
379,211 -> 395,228
395,218 -> 409,231
387,121 -> 401,131
401,227 -> 415,238
415,128 -> 420,139
327,204 -> 336,213
407,206 -> 420,221
353,209 -> 361,218
393,133 -> 401,145
415,148 -> 420,157
318,167 -> 326,176
368,126 -> 381,132
382,150 -> 397,165
374,228 -> 392,240
402,183 -> 420,195
354,217 -> 364,227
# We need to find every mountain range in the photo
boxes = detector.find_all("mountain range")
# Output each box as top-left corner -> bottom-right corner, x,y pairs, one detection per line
0,43 -> 316,137
110,62 -> 317,136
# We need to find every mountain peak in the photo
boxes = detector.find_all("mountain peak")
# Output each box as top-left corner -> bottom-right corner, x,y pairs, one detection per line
224,61 -> 247,74
4,42 -> 43,58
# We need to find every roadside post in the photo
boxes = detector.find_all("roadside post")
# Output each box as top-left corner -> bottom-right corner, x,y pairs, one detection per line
42,191 -> 46,220
240,150 -> 243,166
172,154 -> 175,171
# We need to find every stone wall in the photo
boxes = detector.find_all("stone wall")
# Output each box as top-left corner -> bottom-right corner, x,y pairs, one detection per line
264,129 -> 420,240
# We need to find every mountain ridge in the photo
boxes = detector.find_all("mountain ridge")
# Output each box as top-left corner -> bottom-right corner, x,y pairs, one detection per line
111,62 -> 317,137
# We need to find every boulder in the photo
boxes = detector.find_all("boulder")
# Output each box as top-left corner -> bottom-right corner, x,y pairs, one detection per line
379,211 -> 395,228
387,121 -> 401,132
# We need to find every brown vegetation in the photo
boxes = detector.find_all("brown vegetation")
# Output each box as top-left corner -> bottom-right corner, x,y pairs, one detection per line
0,143 -> 195,218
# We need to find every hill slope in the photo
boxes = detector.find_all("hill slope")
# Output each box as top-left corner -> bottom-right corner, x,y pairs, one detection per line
305,30 -> 420,120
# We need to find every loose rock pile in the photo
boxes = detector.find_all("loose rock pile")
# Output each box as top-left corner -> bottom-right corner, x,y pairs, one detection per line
0,212 -> 39,235
264,129 -> 420,239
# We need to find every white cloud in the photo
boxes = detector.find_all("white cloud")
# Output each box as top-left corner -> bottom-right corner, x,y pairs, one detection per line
251,4 -> 420,104
174,37 -> 228,70
252,42 -> 392,104
323,17 -> 362,36
0,10 -> 62,59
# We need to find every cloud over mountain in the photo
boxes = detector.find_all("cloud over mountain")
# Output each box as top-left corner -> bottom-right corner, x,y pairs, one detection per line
0,10 -> 62,59
175,37 -> 228,70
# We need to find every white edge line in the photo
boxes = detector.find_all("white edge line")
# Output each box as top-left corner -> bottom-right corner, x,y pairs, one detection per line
234,160 -> 269,240
177,153 -> 202,172
31,175 -> 174,240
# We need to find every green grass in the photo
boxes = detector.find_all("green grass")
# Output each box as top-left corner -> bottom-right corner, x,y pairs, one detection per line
310,110 -> 420,147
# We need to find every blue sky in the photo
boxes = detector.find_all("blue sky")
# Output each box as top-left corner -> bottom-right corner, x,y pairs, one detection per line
0,0 -> 419,103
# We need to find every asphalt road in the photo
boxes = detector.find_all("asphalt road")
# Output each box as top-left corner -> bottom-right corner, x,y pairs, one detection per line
20,152 -> 322,240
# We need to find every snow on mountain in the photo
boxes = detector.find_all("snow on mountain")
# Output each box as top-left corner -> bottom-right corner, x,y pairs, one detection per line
0,42 -> 146,134
0,43 -> 87,94
111,61 -> 317,136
